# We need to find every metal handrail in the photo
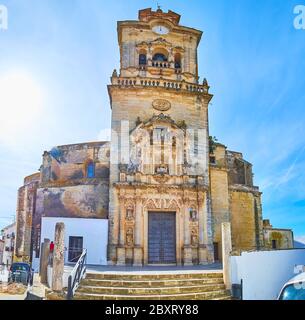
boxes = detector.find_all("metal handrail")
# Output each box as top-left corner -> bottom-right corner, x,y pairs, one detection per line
67,248 -> 87,300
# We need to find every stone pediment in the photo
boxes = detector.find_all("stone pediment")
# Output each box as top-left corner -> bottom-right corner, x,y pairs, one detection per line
136,38 -> 173,49
131,113 -> 187,137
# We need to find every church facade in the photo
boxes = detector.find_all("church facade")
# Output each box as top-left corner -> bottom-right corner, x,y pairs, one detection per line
14,8 -> 293,267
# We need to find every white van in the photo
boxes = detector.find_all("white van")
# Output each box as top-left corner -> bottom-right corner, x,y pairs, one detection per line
278,272 -> 305,300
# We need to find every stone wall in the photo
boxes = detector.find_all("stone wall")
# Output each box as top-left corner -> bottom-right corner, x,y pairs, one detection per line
15,173 -> 40,261
229,189 -> 264,252
36,184 -> 109,219
263,227 -> 294,250
210,168 -> 230,261
41,142 -> 110,184
15,142 -> 111,261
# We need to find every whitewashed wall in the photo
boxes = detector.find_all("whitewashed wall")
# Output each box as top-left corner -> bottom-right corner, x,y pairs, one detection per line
0,266 -> 9,283
231,249 -> 305,300
41,217 -> 108,266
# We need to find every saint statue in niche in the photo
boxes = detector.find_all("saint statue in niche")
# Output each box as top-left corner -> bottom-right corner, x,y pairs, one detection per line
191,229 -> 198,246
190,208 -> 198,221
126,208 -> 134,221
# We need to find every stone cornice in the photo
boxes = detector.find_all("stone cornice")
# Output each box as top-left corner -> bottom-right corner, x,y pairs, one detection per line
113,182 -> 208,192
40,178 -> 109,189
229,184 -> 262,195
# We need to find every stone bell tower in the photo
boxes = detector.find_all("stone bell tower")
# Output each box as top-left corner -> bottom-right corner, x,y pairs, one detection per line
107,8 -> 214,266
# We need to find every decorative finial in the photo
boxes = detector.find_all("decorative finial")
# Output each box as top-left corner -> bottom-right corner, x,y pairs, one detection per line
157,2 -> 162,12
202,78 -> 208,87
112,69 -> 118,77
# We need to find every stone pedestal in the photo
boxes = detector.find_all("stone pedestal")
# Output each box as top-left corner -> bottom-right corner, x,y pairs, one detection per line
107,244 -> 118,265
52,223 -> 65,292
222,222 -> 232,290
133,246 -> 143,266
116,247 -> 126,266
183,246 -> 193,266
207,244 -> 215,264
198,245 -> 209,265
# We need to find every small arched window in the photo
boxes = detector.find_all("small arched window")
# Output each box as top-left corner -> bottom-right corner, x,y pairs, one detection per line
86,161 -> 95,178
153,53 -> 168,62
139,53 -> 147,65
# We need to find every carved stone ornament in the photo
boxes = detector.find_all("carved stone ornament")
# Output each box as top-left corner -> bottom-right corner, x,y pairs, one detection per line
126,228 -> 134,247
152,99 -> 171,112
191,229 -> 199,246
190,208 -> 198,221
153,175 -> 170,184
126,208 -> 134,221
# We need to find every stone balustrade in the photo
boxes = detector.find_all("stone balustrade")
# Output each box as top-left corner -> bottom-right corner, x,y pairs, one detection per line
111,76 -> 210,94
151,61 -> 171,68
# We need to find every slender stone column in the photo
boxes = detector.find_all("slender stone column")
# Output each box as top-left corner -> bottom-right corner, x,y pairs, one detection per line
183,199 -> 192,266
198,192 -> 213,265
119,197 -> 125,245
52,223 -> 65,292
133,193 -> 143,266
108,190 -> 119,265
117,196 -> 126,265
222,222 -> 232,290
40,239 -> 50,284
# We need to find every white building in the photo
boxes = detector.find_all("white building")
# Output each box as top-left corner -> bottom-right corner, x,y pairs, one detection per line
39,217 -> 108,266
1,222 -> 16,266
0,239 -> 4,265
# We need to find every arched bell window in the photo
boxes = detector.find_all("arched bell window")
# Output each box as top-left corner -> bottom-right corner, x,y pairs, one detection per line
153,53 -> 168,62
86,161 -> 95,178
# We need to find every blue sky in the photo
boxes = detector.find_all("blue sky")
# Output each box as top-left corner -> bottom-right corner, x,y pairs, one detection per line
0,0 -> 305,241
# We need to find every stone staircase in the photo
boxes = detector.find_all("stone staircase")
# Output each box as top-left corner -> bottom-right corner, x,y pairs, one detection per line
74,271 -> 232,300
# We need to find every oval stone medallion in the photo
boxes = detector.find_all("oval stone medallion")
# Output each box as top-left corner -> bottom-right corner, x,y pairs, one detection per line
152,99 -> 171,112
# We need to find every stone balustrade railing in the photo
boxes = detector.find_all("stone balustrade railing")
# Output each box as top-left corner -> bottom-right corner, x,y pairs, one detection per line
151,61 -> 171,68
111,76 -> 210,94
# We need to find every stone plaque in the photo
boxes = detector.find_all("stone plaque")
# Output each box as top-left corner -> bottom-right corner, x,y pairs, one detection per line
152,99 -> 171,111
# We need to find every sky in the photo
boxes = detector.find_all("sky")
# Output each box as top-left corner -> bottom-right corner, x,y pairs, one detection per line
0,0 -> 305,241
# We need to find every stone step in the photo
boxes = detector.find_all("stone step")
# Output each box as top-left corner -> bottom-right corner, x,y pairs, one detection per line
74,290 -> 230,301
81,277 -> 224,288
85,272 -> 223,281
77,283 -> 226,295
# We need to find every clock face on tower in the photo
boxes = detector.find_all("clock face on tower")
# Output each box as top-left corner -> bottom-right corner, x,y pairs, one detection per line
152,25 -> 170,35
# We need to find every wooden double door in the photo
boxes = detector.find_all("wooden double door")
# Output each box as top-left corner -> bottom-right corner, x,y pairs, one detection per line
148,212 -> 176,264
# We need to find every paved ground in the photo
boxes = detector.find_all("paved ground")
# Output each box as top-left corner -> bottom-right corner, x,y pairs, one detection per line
0,293 -> 27,300
27,273 -> 47,299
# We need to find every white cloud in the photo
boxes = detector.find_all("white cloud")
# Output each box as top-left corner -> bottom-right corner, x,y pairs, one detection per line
295,235 -> 305,245
97,128 -> 111,142
0,70 -> 46,147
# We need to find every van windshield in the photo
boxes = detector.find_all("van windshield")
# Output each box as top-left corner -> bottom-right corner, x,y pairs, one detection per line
11,264 -> 29,272
279,283 -> 305,300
